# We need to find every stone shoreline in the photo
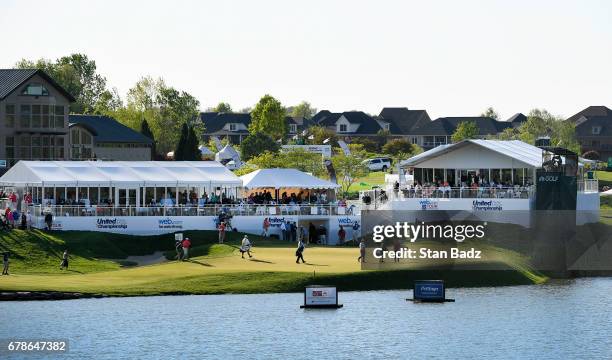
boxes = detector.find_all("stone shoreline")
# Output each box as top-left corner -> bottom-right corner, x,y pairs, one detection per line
0,291 -> 107,301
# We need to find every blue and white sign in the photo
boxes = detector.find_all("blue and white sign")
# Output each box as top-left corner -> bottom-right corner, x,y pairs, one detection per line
413,280 -> 445,301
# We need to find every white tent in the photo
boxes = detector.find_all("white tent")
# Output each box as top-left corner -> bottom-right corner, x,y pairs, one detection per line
0,161 -> 242,187
198,145 -> 214,156
215,144 -> 240,162
601,188 -> 612,196
240,169 -> 339,190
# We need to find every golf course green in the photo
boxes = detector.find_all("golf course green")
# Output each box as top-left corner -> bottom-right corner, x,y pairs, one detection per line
0,229 -> 546,297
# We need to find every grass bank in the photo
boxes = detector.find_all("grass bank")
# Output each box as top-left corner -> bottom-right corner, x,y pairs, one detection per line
0,230 -> 546,297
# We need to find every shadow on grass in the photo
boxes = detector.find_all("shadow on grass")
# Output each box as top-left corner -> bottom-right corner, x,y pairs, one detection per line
188,260 -> 214,267
304,263 -> 329,267
248,258 -> 275,264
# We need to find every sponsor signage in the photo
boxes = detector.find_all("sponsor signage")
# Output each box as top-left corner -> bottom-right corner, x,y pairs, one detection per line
413,280 -> 445,301
281,145 -> 332,158
304,286 -> 338,307
158,218 -> 183,229
96,218 -> 127,229
472,200 -> 503,211
419,199 -> 438,210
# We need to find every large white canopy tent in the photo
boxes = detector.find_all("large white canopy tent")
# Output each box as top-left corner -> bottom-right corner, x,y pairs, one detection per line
240,168 -> 340,202
0,161 -> 242,207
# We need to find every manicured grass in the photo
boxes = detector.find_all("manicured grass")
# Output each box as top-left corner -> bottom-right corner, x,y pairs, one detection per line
348,171 -> 387,192
0,229 -> 546,296
596,170 -> 612,190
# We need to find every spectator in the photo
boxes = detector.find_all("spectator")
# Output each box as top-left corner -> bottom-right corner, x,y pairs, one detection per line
182,237 -> 192,260
262,218 -> 270,237
2,252 -> 8,275
338,225 -> 346,244
218,222 -> 226,244
308,222 -> 316,244
290,221 -> 297,242
352,221 -> 360,244
280,220 -> 288,241
44,212 -> 53,230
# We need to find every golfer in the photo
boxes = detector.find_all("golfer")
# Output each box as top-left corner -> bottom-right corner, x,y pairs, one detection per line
357,239 -> 366,263
240,235 -> 253,259
262,218 -> 270,238
60,250 -> 69,270
2,252 -> 8,275
295,239 -> 305,264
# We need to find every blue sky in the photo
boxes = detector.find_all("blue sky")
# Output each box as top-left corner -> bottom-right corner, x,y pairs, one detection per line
2,0 -> 611,119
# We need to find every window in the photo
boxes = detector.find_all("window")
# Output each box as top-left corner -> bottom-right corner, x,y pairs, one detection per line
229,123 -> 237,131
71,129 -> 80,144
592,126 -> 602,135
20,104 -> 31,128
32,105 -> 41,128
55,105 -> 65,128
42,105 -> 50,128
290,124 -> 297,133
6,136 -> 15,160
21,83 -> 49,96
5,104 -> 15,127
383,123 -> 390,131
410,137 -> 418,144
339,124 -> 348,132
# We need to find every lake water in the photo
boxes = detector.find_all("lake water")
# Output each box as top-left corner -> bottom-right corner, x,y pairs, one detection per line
1,278 -> 612,359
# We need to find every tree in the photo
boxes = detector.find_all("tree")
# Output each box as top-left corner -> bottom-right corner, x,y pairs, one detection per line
518,109 -> 580,153
16,53 -> 108,113
174,123 -> 189,160
375,129 -> 390,148
496,127 -> 519,140
351,137 -> 380,153
209,102 -> 233,113
93,87 -> 123,114
307,125 -> 337,146
451,121 -> 479,142
249,95 -> 287,141
582,150 -> 600,161
332,148 -> 368,196
140,119 -> 157,159
481,107 -> 500,120
187,126 -> 201,160
110,76 -> 201,154
289,101 -> 317,119
240,132 -> 280,161
382,138 -> 414,157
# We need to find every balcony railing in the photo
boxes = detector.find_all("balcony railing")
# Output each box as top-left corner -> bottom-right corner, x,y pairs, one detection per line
28,203 -> 359,218
578,179 -> 599,193
360,186 -> 535,208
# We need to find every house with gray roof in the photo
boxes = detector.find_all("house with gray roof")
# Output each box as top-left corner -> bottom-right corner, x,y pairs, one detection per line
409,116 -> 516,150
69,115 -> 153,160
0,69 -> 75,173
568,106 -> 612,160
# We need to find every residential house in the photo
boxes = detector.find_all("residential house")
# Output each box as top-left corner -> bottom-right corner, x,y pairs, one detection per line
0,69 -> 75,173
200,112 -> 312,144
568,106 -> 612,160
68,115 -> 153,161
409,116 -> 516,149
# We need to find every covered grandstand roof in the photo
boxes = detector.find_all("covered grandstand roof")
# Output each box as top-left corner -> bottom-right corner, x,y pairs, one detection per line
400,140 -> 544,168
0,161 -> 242,187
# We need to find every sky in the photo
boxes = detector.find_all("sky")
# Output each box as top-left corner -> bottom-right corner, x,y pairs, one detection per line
1,0 -> 611,119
